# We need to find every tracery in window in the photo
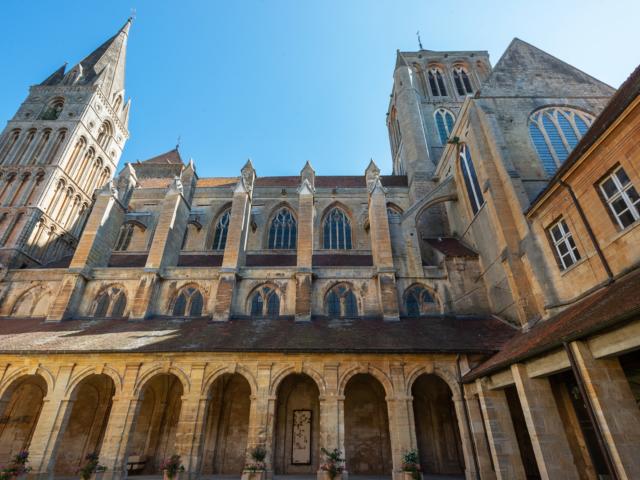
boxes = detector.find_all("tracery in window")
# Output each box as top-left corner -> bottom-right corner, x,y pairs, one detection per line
459,144 -> 485,215
268,207 -> 297,249
212,209 -> 231,250
114,222 -> 144,251
405,285 -> 437,317
434,108 -> 455,145
428,68 -> 447,96
453,67 -> 473,96
323,207 -> 352,250
528,107 -> 595,175
249,285 -> 280,317
326,283 -> 358,318
93,286 -> 126,318
40,98 -> 64,120
172,286 -> 204,317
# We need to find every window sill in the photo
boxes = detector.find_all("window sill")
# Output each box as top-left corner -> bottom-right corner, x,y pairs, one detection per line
559,256 -> 588,276
603,218 -> 640,247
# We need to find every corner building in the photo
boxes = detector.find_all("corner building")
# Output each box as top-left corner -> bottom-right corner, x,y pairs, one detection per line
0,20 -> 638,480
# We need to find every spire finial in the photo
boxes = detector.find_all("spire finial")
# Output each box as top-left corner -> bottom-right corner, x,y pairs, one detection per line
417,30 -> 423,50
176,135 -> 181,150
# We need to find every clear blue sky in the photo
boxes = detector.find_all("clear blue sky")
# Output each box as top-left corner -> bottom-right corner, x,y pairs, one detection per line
1,0 -> 638,178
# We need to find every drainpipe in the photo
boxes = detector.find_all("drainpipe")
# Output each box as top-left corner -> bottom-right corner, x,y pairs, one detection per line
456,354 -> 481,480
559,180 -> 613,280
563,342 -> 619,480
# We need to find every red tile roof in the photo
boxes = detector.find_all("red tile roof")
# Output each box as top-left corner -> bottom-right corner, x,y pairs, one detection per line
138,148 -> 184,165
464,267 -> 640,382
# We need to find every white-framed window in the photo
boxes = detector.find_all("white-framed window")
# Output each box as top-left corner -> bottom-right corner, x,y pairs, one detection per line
453,66 -> 473,96
459,144 -> 485,215
548,218 -> 581,270
428,68 -> 447,96
528,107 -> 594,175
434,108 -> 455,145
599,166 -> 640,229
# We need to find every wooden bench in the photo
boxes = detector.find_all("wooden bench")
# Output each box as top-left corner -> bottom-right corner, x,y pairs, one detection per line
126,455 -> 147,474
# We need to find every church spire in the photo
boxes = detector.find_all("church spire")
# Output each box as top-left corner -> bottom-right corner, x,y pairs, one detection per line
59,18 -> 132,102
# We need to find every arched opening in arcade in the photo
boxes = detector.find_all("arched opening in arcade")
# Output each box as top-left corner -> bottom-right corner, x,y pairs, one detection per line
411,374 -> 465,475
0,374 -> 47,463
53,374 -> 115,475
128,373 -> 183,475
201,373 -> 252,474
273,373 -> 320,474
344,373 -> 392,475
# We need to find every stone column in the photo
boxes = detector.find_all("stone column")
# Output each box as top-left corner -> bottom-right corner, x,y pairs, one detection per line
452,393 -> 482,480
99,364 -> 143,480
511,364 -> 579,479
570,341 -> 640,479
462,384 -> 496,480
386,363 -> 414,480
366,162 -> 399,321
213,161 -> 255,321
27,366 -> 75,479
175,364 -> 207,479
316,363 -> 347,479
243,363 -> 275,478
296,163 -> 315,321
476,380 -> 526,480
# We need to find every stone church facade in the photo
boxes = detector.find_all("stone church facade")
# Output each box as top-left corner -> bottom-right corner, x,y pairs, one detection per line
0,18 -> 638,480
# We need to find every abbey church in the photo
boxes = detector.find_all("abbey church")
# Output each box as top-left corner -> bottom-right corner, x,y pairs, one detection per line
0,18 -> 638,480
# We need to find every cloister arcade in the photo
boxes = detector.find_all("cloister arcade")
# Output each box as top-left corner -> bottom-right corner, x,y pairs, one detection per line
0,358 -> 469,480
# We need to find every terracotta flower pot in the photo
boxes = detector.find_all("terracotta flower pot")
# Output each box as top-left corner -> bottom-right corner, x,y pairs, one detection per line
317,471 -> 343,480
163,471 -> 182,480
402,471 -> 422,480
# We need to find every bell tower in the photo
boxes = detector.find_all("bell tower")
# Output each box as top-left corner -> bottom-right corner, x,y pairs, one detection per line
0,19 -> 131,267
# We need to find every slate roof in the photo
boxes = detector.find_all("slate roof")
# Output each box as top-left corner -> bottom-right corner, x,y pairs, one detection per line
527,63 -> 640,215
464,267 -> 640,382
424,237 -> 478,258
138,148 -> 184,165
0,315 -> 515,354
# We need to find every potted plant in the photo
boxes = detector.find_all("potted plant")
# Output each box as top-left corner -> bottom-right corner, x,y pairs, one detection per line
401,450 -> 422,480
0,450 -> 32,480
77,453 -> 106,480
241,446 -> 267,480
319,448 -> 345,480
160,455 -> 185,480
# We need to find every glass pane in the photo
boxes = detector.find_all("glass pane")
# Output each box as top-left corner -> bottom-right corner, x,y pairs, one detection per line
251,294 -> 263,316
558,243 -> 569,256
627,187 -> 639,204
327,291 -> 340,317
574,115 -> 589,135
616,168 -> 630,186
558,113 -> 579,149
112,292 -> 126,317
435,111 -> 448,145
612,198 -> 628,215
267,293 -> 280,317
600,178 -> 618,199
406,292 -> 420,317
550,225 -> 562,242
436,72 -> 447,96
542,114 -> 568,162
189,291 -> 203,317
344,291 -> 357,317
173,294 -> 186,316
445,112 -> 455,133
529,123 -> 556,176
95,294 -> 110,317
618,211 -> 635,228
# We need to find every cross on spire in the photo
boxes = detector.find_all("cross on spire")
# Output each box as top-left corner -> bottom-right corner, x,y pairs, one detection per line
417,30 -> 423,50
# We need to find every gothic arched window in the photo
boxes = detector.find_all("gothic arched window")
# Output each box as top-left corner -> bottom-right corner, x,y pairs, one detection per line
94,286 -> 126,318
459,144 -> 485,215
96,121 -> 112,149
434,108 -> 456,145
249,286 -> 280,317
212,209 -> 231,250
528,107 -> 594,175
39,98 -> 64,121
323,207 -> 352,250
326,284 -> 358,318
268,207 -> 297,249
405,285 -> 437,317
0,129 -> 21,164
428,68 -> 447,96
172,286 -> 204,317
453,67 -> 473,96
114,222 -> 144,251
